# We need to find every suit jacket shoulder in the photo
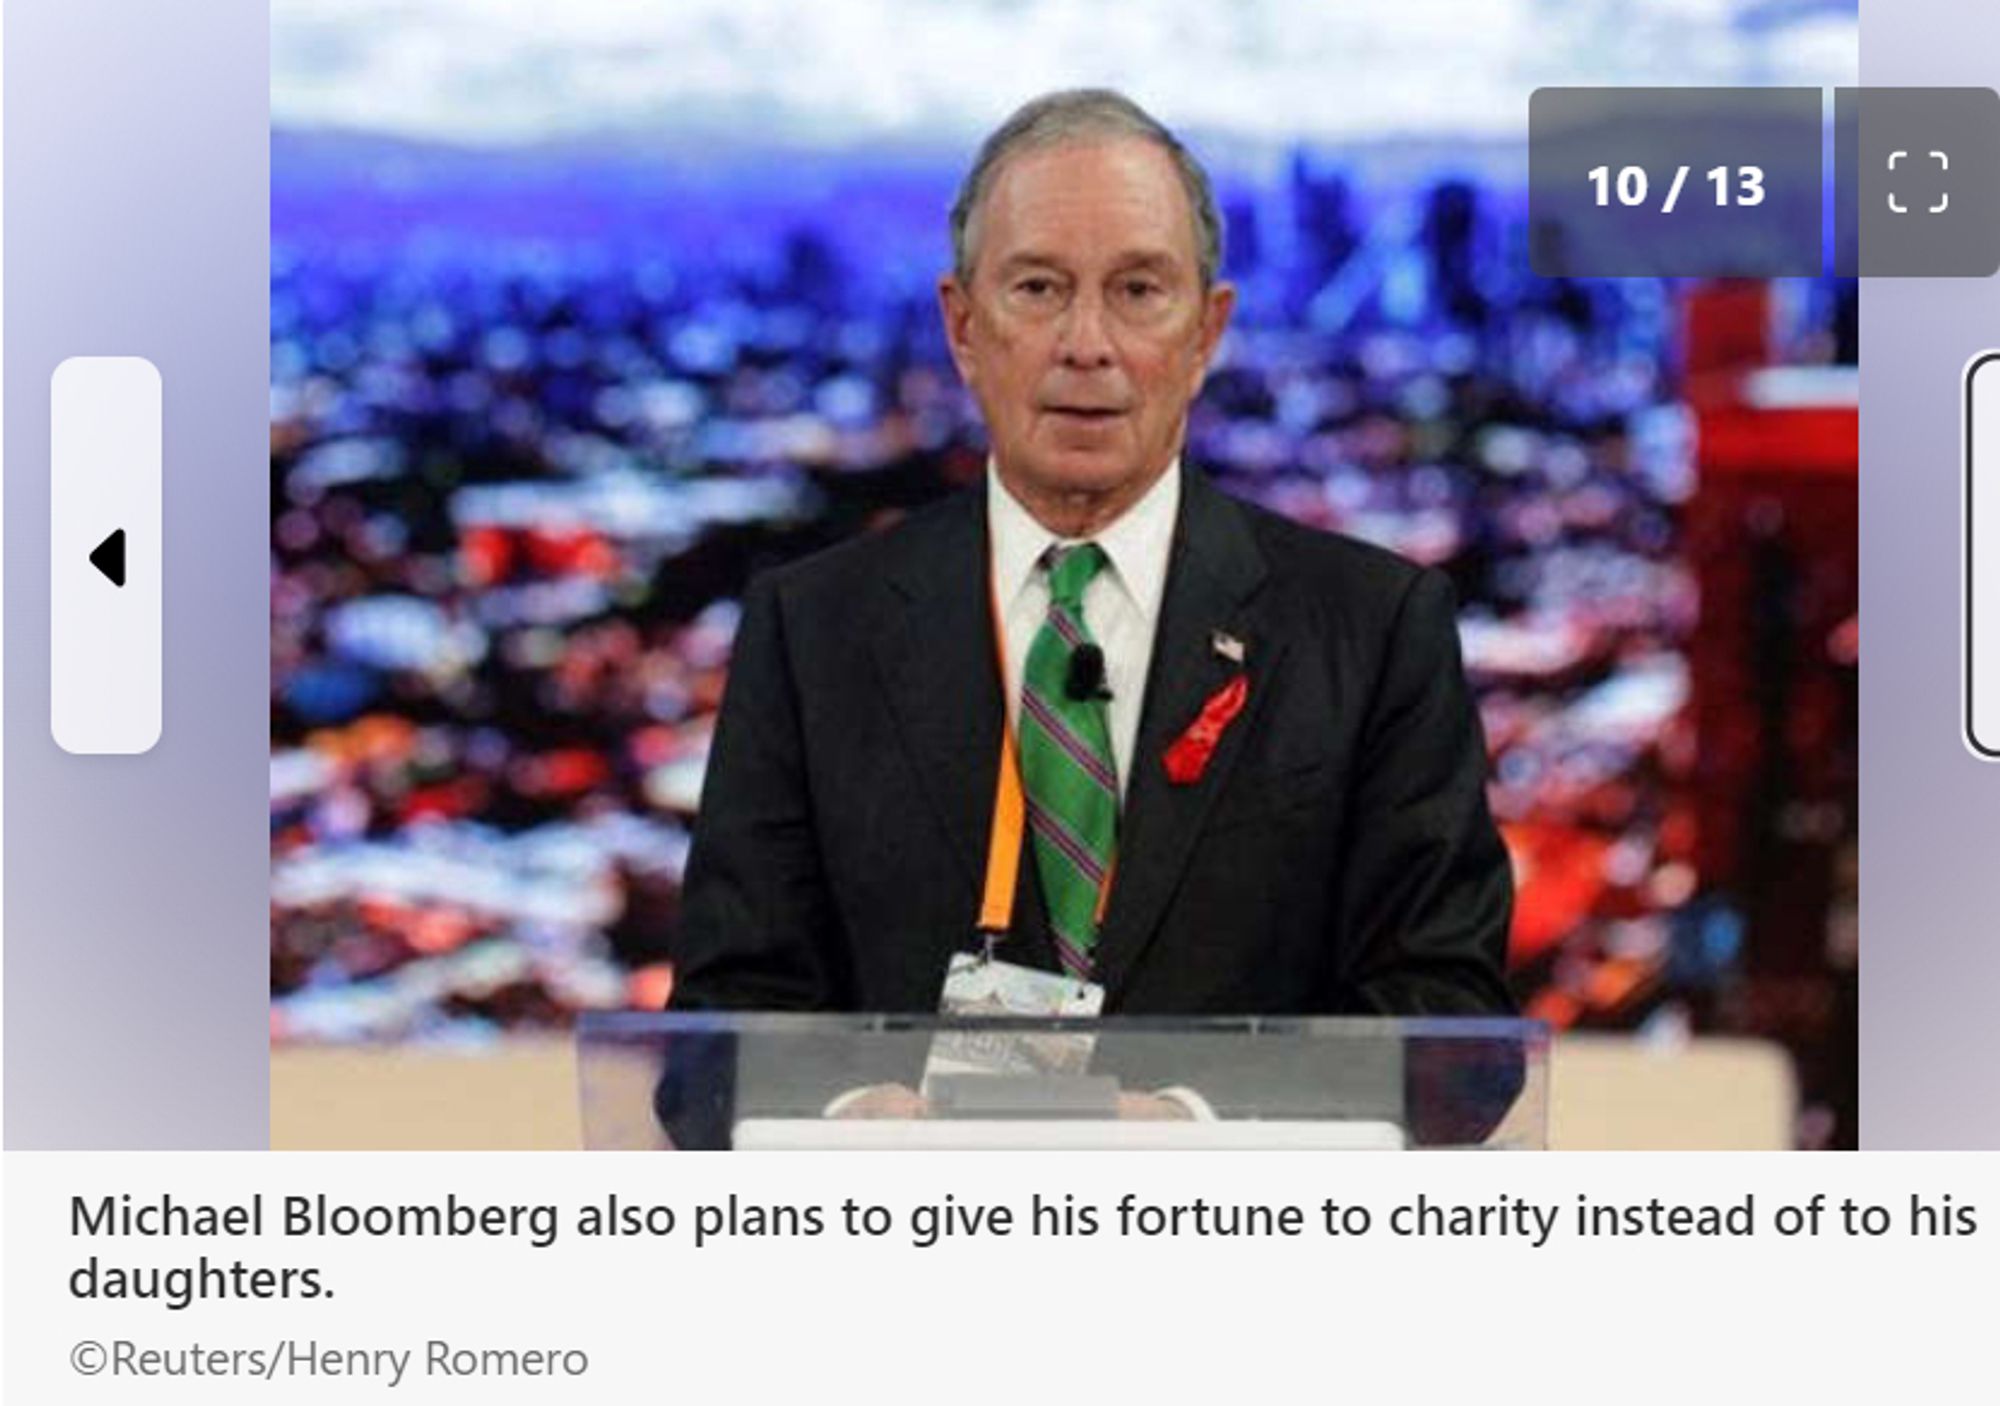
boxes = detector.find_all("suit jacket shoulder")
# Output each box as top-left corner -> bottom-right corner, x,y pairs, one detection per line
750,487 -> 984,624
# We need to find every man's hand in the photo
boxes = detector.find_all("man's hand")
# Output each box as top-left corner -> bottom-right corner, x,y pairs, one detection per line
1116,1091 -> 1195,1121
828,1084 -> 929,1119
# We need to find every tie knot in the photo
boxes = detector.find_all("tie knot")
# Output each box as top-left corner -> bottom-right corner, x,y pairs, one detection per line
1043,542 -> 1107,610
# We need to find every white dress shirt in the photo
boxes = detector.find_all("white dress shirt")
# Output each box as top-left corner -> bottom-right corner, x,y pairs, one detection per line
987,458 -> 1181,802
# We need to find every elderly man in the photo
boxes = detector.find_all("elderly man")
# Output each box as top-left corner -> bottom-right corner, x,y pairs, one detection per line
668,89 -> 1514,1023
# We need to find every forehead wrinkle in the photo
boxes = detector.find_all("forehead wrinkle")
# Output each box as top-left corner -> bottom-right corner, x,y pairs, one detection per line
994,250 -> 1066,273
992,245 -> 1177,266
1109,249 -> 1181,272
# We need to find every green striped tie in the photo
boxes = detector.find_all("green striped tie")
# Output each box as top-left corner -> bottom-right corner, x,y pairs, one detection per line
1018,543 -> 1118,978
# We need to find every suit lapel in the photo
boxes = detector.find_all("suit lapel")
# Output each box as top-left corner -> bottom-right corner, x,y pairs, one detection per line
1094,471 -> 1278,1004
870,491 -> 1004,897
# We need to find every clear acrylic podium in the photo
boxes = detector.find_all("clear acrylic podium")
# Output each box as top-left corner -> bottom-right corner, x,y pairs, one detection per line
577,1013 -> 1548,1150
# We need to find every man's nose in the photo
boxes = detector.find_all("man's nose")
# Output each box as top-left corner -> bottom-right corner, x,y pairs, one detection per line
1056,289 -> 1116,368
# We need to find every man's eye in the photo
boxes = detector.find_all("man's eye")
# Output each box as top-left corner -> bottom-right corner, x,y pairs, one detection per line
1015,277 -> 1057,297
1120,279 -> 1163,300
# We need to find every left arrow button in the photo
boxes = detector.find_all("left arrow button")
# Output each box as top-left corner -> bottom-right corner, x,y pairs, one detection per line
89,529 -> 127,587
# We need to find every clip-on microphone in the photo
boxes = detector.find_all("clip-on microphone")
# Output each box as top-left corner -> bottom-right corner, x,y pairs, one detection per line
1064,643 -> 1112,702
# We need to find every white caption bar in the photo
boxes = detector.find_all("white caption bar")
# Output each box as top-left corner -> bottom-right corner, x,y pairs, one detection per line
5,1151 -> 1997,1401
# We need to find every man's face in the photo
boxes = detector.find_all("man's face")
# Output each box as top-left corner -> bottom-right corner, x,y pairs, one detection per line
939,138 -> 1234,517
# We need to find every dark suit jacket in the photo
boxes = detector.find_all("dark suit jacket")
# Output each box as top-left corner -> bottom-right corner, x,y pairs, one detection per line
668,466 -> 1514,1020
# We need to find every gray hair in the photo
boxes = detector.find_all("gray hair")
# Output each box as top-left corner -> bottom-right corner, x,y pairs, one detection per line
949,88 -> 1224,288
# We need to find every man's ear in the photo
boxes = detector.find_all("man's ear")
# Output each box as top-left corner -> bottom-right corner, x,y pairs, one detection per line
1188,279 -> 1237,396
937,274 -> 978,388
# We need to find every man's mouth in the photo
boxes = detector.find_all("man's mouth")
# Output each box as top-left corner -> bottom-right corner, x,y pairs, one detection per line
1045,405 -> 1126,420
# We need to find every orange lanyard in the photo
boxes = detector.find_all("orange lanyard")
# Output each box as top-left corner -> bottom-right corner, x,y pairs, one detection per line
975,573 -> 1115,940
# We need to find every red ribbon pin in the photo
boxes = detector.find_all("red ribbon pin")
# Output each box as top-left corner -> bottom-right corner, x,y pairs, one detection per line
1162,673 -> 1249,785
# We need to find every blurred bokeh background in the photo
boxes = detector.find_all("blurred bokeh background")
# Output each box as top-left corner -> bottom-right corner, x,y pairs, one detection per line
270,0 -> 1860,1146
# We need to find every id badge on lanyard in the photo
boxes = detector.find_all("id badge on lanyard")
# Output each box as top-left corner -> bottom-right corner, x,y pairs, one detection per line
932,949 -> 1101,1083
938,569 -> 1110,1020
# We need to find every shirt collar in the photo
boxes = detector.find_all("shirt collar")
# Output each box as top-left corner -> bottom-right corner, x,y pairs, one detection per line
986,457 -> 1181,624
